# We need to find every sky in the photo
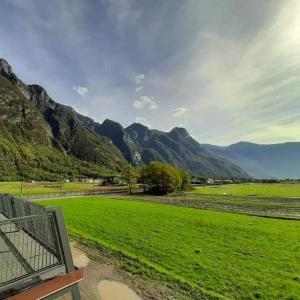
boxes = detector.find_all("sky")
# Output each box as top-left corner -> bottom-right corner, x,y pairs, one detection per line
0,0 -> 299,145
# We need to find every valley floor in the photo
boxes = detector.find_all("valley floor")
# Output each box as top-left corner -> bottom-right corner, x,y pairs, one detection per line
39,195 -> 300,300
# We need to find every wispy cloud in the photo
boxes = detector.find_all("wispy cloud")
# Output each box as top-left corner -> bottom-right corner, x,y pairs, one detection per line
73,85 -> 88,96
174,0 -> 300,144
135,86 -> 143,92
133,96 -> 158,110
171,107 -> 189,117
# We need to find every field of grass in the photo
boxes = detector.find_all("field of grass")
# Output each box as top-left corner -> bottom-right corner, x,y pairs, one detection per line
0,181 -> 118,195
113,193 -> 300,219
193,182 -> 300,197
40,196 -> 300,299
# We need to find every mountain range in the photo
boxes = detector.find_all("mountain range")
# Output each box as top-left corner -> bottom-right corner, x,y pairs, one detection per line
2,58 -> 298,181
97,120 -> 249,178
0,58 -> 249,180
203,142 -> 300,179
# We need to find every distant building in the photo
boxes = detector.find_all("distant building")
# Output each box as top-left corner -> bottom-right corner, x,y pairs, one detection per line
191,178 -> 202,185
101,176 -> 126,185
206,178 -> 215,185
80,178 -> 94,183
191,177 -> 208,185
215,179 -> 233,185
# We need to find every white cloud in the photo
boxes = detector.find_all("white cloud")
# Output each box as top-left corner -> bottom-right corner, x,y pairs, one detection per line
73,85 -> 88,96
135,117 -> 152,128
133,100 -> 144,109
171,107 -> 189,117
135,86 -> 143,92
133,96 -> 158,110
135,73 -> 145,84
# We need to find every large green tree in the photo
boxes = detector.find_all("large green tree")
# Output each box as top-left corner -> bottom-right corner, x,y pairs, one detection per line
139,161 -> 184,194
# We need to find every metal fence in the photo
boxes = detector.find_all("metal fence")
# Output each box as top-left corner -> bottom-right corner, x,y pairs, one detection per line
0,194 -> 78,298
0,214 -> 61,286
22,187 -> 135,200
0,194 -> 44,218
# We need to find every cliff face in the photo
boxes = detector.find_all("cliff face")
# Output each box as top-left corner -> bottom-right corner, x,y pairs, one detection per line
0,58 -> 126,180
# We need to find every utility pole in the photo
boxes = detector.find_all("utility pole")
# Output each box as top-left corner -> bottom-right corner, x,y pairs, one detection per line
18,156 -> 24,199
19,174 -> 24,199
60,168 -> 63,197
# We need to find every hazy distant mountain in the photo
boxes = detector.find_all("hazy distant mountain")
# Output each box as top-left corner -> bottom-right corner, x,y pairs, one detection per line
203,142 -> 300,179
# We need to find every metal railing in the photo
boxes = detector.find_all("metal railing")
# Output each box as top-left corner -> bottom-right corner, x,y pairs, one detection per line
21,187 -> 138,200
0,214 -> 61,286
0,194 -> 45,218
0,194 -> 80,299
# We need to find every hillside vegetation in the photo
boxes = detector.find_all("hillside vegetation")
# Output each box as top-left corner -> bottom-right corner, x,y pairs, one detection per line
0,136 -> 116,181
0,58 -> 127,179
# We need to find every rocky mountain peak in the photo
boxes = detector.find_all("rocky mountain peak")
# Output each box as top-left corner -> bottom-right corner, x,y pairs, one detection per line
102,119 -> 123,131
0,58 -> 13,76
126,123 -> 149,131
169,127 -> 189,138
125,123 -> 151,145
28,84 -> 55,111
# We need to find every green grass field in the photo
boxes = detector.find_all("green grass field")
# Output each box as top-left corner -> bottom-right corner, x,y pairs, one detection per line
193,183 -> 300,197
40,196 -> 300,299
0,181 -> 120,195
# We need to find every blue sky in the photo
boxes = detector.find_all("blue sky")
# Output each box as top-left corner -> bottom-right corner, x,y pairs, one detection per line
0,0 -> 299,145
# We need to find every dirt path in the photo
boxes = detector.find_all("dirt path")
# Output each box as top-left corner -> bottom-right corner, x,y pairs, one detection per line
61,241 -> 185,300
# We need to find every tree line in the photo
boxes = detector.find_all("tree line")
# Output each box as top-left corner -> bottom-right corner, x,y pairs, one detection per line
121,161 -> 191,195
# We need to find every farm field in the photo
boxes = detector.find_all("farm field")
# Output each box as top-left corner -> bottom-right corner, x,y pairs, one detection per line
0,181 -> 125,196
108,193 -> 300,220
194,182 -> 300,197
40,196 -> 300,299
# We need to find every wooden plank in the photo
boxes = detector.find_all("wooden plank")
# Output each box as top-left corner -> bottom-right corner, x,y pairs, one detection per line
7,268 -> 83,300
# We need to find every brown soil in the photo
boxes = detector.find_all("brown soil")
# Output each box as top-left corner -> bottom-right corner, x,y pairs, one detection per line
60,241 -> 187,300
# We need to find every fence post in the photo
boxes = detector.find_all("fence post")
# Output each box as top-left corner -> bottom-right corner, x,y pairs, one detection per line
46,206 -> 81,300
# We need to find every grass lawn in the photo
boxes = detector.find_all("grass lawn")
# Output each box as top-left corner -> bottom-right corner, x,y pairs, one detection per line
193,183 -> 300,197
40,196 -> 300,299
0,181 -> 118,195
